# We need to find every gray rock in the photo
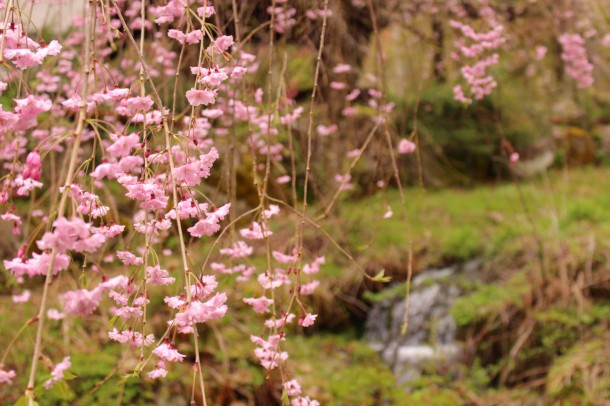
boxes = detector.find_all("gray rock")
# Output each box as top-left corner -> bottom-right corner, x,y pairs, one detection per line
365,260 -> 481,384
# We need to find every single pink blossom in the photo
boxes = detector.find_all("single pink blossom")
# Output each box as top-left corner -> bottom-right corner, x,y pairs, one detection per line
146,265 -> 175,286
186,88 -> 217,106
0,368 -> 16,385
398,139 -> 416,154
243,296 -> 274,313
148,361 -> 168,379
44,356 -> 71,389
284,379 -> 302,396
153,342 -> 186,362
384,207 -> 393,219
299,313 -> 317,327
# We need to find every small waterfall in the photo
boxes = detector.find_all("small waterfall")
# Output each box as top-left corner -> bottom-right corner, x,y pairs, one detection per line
365,260 -> 481,384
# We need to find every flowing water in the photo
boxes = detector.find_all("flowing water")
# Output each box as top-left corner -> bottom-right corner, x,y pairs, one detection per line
365,260 -> 482,384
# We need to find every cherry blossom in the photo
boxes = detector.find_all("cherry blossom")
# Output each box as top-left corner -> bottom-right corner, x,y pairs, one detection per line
0,369 -> 16,385
148,361 -> 168,379
146,265 -> 176,286
299,313 -> 317,327
243,296 -> 274,313
152,342 -> 186,363
398,139 -> 416,154
43,356 -> 71,390
186,88 -> 217,106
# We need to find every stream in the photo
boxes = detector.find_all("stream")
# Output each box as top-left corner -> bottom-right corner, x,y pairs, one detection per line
365,260 -> 482,384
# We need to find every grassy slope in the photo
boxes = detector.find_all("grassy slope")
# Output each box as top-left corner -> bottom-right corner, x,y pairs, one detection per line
327,166 -> 610,404
342,166 -> 610,269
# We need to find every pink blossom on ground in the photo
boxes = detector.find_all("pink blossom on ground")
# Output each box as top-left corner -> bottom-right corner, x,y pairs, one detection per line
383,207 -> 393,219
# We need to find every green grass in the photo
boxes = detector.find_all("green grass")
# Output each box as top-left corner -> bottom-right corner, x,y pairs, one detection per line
338,166 -> 610,271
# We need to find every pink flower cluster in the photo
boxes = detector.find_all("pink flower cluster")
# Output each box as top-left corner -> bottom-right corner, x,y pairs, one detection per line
1,23 -> 62,69
450,19 -> 505,104
559,33 -> 594,89
0,3 -> 334,404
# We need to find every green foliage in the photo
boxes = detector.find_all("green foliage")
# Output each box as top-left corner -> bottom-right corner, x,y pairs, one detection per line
287,335 -> 404,405
563,198 -> 608,225
400,374 -> 466,405
371,269 -> 392,283
363,282 -> 405,303
439,227 -> 481,261
285,46 -> 315,91
546,335 -> 610,403
393,79 -> 553,184
451,273 -> 528,327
